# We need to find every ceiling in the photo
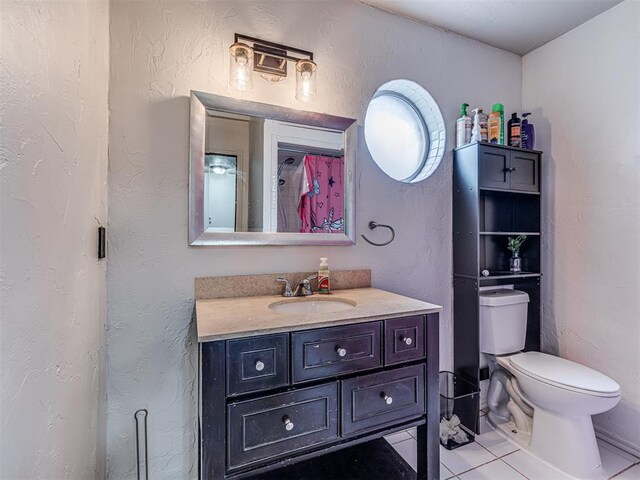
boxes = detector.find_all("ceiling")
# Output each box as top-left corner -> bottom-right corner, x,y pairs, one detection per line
359,0 -> 623,55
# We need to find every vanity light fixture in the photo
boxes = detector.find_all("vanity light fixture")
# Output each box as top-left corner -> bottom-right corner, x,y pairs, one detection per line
207,154 -> 233,175
229,34 -> 317,102
210,165 -> 229,175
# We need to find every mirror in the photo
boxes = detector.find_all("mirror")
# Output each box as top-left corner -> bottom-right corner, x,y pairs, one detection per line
190,91 -> 356,246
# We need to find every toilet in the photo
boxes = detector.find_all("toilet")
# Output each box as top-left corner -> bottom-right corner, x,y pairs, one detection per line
480,288 -> 622,480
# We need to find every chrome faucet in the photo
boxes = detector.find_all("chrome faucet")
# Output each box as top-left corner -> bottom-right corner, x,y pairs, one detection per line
276,277 -> 294,297
276,275 -> 317,297
294,275 -> 317,297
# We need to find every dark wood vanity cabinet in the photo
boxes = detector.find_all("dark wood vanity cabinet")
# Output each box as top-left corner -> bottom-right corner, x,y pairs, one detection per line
200,313 -> 440,479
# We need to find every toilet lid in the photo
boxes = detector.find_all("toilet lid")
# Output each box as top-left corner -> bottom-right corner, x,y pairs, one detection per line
509,352 -> 621,397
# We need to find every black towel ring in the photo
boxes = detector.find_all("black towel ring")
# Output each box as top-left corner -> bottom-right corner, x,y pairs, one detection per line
361,221 -> 395,247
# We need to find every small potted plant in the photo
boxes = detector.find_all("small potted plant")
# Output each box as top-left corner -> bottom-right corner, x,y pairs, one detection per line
507,235 -> 527,273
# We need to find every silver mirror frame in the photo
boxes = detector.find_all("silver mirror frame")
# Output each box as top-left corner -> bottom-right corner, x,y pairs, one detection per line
189,91 -> 357,246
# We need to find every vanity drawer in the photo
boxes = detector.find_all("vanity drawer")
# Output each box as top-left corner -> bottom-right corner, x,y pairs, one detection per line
292,322 -> 382,383
227,383 -> 338,469
341,364 -> 425,435
226,334 -> 289,396
384,315 -> 425,365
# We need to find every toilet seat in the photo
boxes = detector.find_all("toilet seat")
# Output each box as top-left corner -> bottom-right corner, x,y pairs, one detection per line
509,352 -> 621,398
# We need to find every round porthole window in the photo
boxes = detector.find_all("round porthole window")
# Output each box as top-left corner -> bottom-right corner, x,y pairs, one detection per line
364,79 -> 446,183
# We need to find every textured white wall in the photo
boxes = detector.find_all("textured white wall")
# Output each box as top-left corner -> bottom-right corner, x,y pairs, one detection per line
523,0 -> 640,453
107,1 -> 521,477
0,0 -> 109,478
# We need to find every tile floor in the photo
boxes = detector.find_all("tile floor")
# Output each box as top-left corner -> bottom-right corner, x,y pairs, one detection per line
385,413 -> 640,479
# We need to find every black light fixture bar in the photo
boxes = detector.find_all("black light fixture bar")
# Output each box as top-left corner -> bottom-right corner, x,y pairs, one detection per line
234,33 -> 314,61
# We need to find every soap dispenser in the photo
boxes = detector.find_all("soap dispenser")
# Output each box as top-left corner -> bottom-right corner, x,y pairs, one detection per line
318,257 -> 330,294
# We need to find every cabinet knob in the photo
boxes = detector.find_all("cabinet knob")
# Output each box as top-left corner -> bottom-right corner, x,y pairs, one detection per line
504,167 -> 517,172
336,347 -> 347,357
382,393 -> 393,405
400,336 -> 413,346
283,416 -> 294,431
255,360 -> 265,372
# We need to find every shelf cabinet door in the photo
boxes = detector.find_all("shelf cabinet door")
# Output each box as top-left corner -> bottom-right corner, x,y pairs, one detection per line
478,146 -> 510,189
510,150 -> 539,192
478,146 -> 540,193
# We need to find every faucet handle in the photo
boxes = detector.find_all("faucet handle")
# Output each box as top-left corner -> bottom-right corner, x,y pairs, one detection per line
276,277 -> 293,297
300,275 -> 317,296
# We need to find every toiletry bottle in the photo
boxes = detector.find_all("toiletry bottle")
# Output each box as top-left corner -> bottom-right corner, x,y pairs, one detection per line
470,108 -> 488,143
318,257 -> 330,294
488,103 -> 504,144
508,112 -> 521,148
456,103 -> 471,148
520,113 -> 535,150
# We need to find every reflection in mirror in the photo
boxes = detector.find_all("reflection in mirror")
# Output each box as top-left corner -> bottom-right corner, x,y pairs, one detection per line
277,143 -> 344,234
190,91 -> 356,246
205,153 -> 239,231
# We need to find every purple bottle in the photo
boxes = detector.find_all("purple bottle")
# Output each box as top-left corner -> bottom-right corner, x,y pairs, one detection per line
520,113 -> 535,150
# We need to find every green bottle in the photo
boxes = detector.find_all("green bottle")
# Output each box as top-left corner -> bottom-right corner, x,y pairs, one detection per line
488,103 -> 505,145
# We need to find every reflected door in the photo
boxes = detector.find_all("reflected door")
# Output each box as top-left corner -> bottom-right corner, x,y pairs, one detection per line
204,153 -> 238,231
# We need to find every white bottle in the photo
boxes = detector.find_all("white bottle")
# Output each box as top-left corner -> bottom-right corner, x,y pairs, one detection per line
456,103 -> 472,148
318,257 -> 330,294
470,107 -> 488,143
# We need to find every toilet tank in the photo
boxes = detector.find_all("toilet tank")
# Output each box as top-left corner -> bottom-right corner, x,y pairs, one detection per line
479,289 -> 530,355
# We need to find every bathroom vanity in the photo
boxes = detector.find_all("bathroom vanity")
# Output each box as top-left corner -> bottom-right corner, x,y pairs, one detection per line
195,272 -> 441,479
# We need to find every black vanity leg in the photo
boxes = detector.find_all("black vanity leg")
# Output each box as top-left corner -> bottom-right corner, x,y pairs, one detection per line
417,313 -> 440,480
201,341 -> 226,479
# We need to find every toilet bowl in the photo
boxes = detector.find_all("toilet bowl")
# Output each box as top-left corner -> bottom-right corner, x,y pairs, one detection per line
480,288 -> 622,480
497,352 -> 621,479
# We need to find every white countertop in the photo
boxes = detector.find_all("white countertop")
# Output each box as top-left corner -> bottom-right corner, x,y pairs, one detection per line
195,287 -> 442,342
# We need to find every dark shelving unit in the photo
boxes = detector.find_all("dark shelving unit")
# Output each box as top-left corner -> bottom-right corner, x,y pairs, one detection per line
452,142 -> 543,434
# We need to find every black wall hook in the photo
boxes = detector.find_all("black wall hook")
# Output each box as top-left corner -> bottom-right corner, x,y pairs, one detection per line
361,221 -> 395,246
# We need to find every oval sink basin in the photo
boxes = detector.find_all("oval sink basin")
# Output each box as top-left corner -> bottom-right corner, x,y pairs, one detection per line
268,297 -> 357,314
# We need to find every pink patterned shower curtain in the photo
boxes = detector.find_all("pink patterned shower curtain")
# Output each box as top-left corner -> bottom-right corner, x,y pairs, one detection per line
298,154 -> 344,234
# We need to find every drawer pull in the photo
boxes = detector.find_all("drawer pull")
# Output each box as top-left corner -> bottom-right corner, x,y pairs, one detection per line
283,416 -> 294,431
255,360 -> 265,372
400,336 -> 413,346
382,393 -> 393,405
336,347 -> 347,357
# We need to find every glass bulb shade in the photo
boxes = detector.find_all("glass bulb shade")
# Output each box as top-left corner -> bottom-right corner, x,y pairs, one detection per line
295,59 -> 317,102
210,165 -> 228,175
229,43 -> 253,91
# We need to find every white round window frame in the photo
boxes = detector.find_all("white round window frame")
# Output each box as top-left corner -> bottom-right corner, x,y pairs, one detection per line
365,79 -> 446,183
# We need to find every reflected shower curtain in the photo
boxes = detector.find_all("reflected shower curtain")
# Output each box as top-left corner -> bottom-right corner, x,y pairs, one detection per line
277,160 -> 305,232
298,155 -> 344,233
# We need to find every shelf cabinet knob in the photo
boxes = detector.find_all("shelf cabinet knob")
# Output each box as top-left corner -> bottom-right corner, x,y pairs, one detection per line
400,336 -> 413,346
283,416 -> 294,431
382,393 -> 393,405
336,347 -> 347,357
255,360 -> 265,372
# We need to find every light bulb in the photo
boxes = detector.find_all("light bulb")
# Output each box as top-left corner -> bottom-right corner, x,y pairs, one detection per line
229,42 -> 253,92
211,165 -> 228,175
295,59 -> 317,102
